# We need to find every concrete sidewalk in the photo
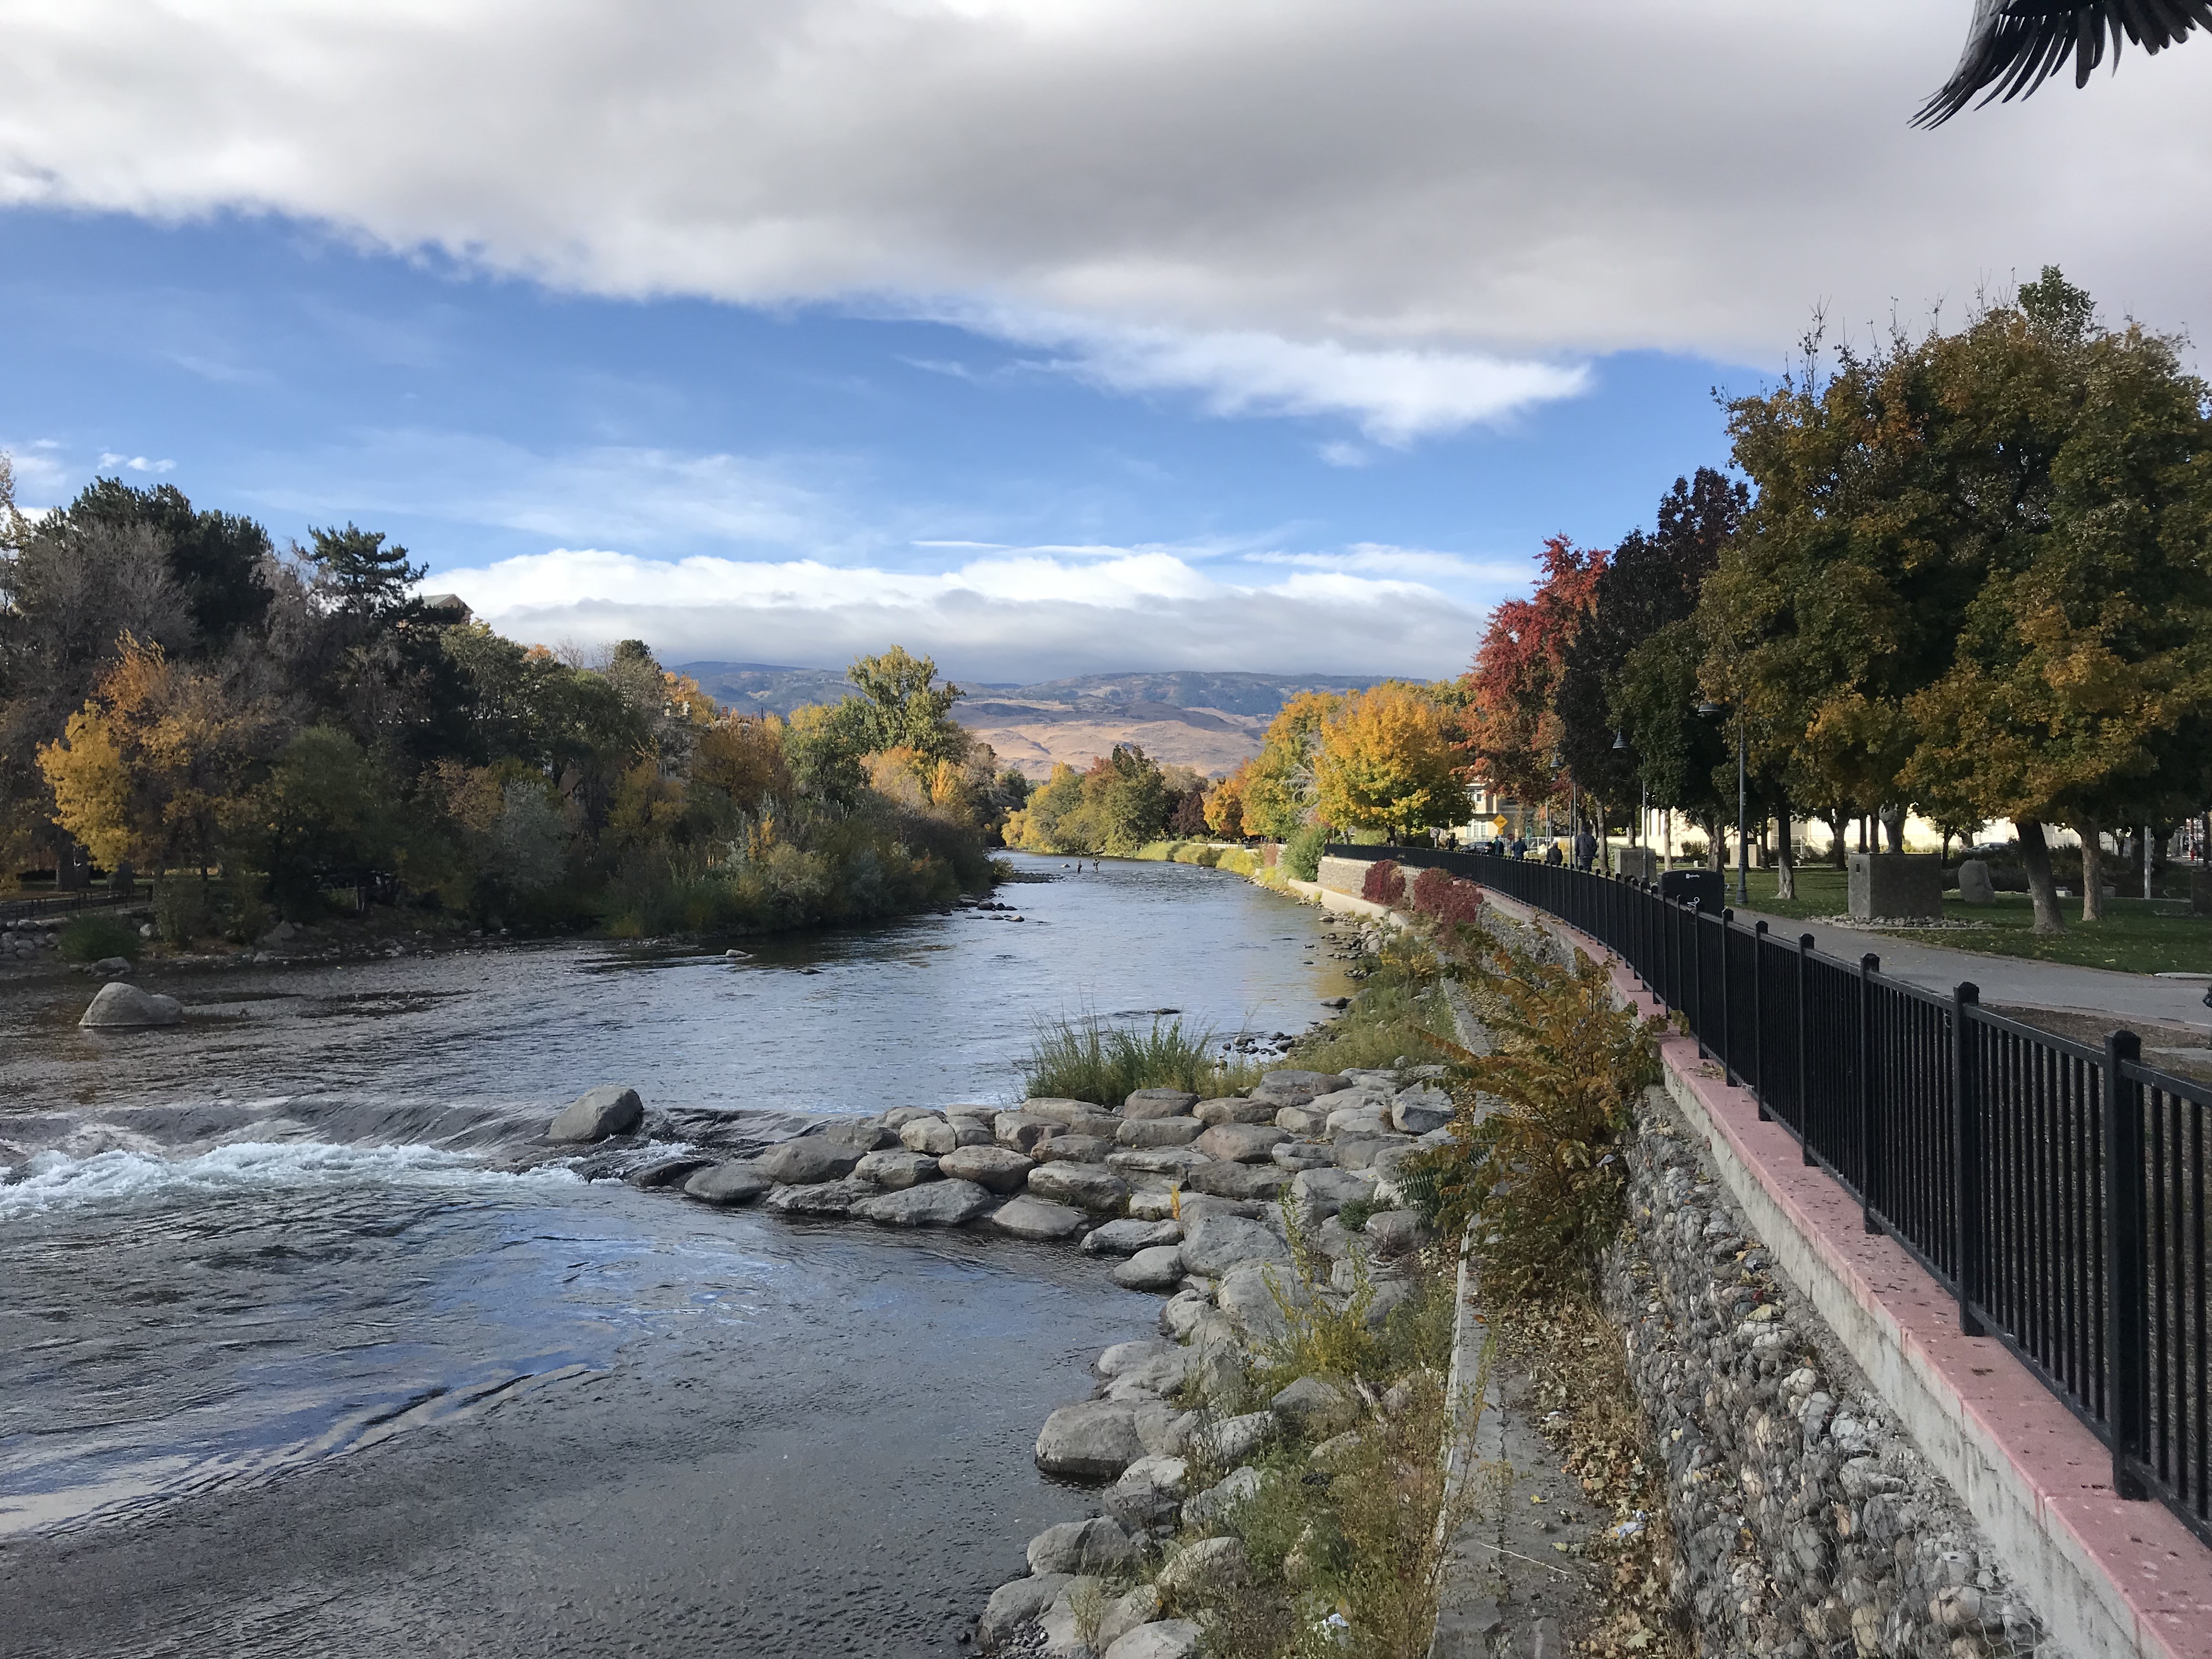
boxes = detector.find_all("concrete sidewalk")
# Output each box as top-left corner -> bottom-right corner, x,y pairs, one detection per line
1730,907 -> 2212,1034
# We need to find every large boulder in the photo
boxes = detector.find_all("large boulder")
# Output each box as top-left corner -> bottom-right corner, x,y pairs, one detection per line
978,1575 -> 1070,1655
78,982 -> 182,1031
1155,1537 -> 1249,1597
899,1117 -> 958,1156
1291,1166 -> 1374,1221
1194,1097 -> 1281,1126
1081,1217 -> 1184,1257
1332,1136 -> 1393,1171
1103,1622 -> 1203,1659
1035,1133 -> 1115,1165
1035,1400 -> 1144,1480
1107,1147 -> 1211,1177
1027,1516 -> 1138,1576
1252,1069 -> 1348,1107
1022,1096 -> 1109,1124
545,1084 -> 644,1142
1102,1347 -> 1189,1401
994,1112 -> 1057,1155
1217,1260 -> 1303,1345
1027,1163 -> 1130,1216
1957,859 -> 1997,905
1104,1456 -> 1189,1531
1113,1246 -> 1189,1291
1272,1102 -> 1330,1136
1269,1142 -> 1333,1172
1193,1122 -> 1288,1164
1184,1465 -> 1266,1528
753,1137 -> 866,1185
1023,1100 -> 1124,1136
940,1144 -> 1035,1193
819,1118 -> 898,1152
1364,1208 -> 1432,1254
1179,1214 -> 1291,1277
1183,1161 -> 1291,1201
1271,1374 -> 1358,1436
855,1149 -> 942,1189
1116,1116 -> 1205,1149
1390,1086 -> 1454,1135
858,1178 -> 995,1227
1122,1087 -> 1200,1119
682,1162 -> 772,1206
991,1194 -> 1087,1240
763,1176 -> 876,1217
1095,1585 -> 1167,1652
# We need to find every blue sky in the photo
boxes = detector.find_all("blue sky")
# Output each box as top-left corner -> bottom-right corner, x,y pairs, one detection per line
3,2 -> 2206,682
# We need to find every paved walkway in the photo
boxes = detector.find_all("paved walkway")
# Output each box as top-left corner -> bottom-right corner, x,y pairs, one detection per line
1733,907 -> 2212,1034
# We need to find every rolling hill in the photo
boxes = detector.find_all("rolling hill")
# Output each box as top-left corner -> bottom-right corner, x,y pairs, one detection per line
675,664 -> 1392,778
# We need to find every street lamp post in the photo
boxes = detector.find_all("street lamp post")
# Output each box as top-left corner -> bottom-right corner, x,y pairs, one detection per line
1699,700 -> 1750,906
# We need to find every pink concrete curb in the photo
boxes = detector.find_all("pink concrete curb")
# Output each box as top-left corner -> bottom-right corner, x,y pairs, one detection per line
1481,889 -> 2212,1659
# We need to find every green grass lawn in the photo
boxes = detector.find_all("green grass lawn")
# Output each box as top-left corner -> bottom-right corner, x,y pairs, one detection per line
1690,863 -> 2212,975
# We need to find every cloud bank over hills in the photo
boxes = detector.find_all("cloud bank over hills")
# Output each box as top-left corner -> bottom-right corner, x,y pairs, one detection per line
447,544 -> 1486,682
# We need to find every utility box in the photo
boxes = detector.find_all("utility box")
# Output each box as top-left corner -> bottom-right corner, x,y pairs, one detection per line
1848,853 -> 1944,922
1616,845 -> 1658,883
1658,868 -> 1725,911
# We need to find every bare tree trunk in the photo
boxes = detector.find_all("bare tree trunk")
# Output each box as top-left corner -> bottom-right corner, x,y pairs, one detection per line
1825,810 -> 1848,867
2019,819 -> 2065,935
1708,815 -> 1725,872
2078,822 -> 2106,922
1776,808 -> 1797,901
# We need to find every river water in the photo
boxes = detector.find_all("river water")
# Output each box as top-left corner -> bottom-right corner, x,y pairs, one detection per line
0,855 -> 1341,1658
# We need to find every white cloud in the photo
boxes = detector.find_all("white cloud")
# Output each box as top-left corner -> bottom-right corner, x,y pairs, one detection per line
954,310 -> 1587,440
1,438 -> 71,503
1317,442 -> 1370,469
1244,544 -> 1528,584
437,543 -> 1489,682
97,452 -> 176,473
0,2 -> 2204,369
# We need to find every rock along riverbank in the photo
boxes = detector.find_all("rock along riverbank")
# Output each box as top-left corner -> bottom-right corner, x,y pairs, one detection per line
545,1031 -> 1452,1656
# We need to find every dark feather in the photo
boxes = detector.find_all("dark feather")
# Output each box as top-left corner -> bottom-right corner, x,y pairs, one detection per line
1915,0 -> 2209,126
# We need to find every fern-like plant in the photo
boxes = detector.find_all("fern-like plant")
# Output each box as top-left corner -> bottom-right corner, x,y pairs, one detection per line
1408,930 -> 1658,1300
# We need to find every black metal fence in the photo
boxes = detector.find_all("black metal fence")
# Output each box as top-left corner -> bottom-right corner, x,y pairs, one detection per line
1325,843 -> 2211,1549
0,882 -> 151,927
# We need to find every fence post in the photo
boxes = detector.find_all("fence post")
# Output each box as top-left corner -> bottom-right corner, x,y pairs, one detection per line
1858,953 -> 1881,1235
2103,1029 -> 2150,1500
1752,919 -> 1769,1119
1692,902 -> 1706,1059
1951,981 -> 1985,1338
1719,910 -> 1736,1082
1797,935 -> 1815,1165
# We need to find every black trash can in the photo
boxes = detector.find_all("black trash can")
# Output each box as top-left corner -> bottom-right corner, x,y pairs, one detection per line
1658,868 -> 1726,911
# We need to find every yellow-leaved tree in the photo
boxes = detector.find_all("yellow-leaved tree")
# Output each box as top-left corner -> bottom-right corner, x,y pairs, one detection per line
39,634 -> 279,877
1312,682 -> 1470,839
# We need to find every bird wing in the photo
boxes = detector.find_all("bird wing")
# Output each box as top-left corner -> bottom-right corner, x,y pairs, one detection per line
1915,0 -> 2212,127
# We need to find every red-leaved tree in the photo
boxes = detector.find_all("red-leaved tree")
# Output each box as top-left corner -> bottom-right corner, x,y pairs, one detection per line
1462,537 -> 1608,810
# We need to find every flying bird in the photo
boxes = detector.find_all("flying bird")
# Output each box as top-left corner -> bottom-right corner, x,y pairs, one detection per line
1916,0 -> 2211,126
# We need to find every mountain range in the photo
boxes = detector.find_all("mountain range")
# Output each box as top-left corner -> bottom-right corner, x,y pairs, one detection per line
675,664 -> 1393,778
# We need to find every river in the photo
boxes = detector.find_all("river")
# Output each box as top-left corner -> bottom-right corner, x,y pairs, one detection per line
0,854 -> 1342,1658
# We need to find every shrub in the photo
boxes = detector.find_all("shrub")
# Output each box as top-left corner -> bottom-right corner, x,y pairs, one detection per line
153,879 -> 213,944
1023,1014 -> 1258,1103
58,912 -> 140,962
1409,930 -> 1658,1300
1360,858 -> 1405,907
1409,865 -> 1483,925
1282,823 -> 1329,881
1289,935 -> 1451,1074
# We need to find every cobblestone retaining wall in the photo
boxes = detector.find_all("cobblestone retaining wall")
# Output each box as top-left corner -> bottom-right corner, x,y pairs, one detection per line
1603,1087 -> 2056,1659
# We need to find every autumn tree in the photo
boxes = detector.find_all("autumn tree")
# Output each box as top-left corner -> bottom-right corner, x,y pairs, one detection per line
39,635 -> 280,879
1903,270 -> 2212,929
1555,470 -> 1745,861
1463,536 -> 1605,814
1239,691 -> 1343,839
1313,682 -> 1471,838
1203,760 -> 1250,838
